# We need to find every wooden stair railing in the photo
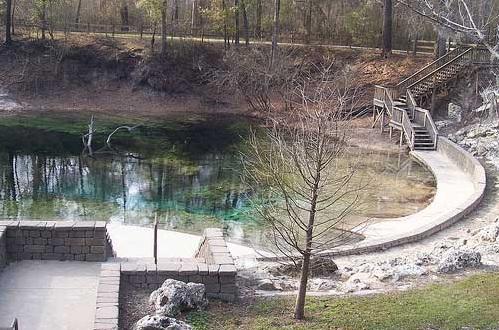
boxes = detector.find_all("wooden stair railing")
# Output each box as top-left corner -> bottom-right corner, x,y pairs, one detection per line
408,47 -> 475,98
373,45 -> 497,151
394,46 -> 468,96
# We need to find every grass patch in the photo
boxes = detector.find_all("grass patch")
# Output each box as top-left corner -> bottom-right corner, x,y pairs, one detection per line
187,273 -> 499,330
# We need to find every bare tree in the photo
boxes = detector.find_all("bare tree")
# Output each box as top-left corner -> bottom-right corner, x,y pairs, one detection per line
400,0 -> 497,51
244,66 -> 366,320
401,0 -> 499,115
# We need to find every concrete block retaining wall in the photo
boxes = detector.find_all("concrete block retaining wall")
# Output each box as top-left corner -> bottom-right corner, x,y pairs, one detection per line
0,221 -> 111,262
119,228 -> 237,301
94,228 -> 238,330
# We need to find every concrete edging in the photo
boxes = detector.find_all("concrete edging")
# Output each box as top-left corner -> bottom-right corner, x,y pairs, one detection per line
257,136 -> 486,260
326,136 -> 486,256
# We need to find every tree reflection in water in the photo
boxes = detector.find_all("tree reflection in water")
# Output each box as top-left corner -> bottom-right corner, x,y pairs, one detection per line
0,116 -> 435,247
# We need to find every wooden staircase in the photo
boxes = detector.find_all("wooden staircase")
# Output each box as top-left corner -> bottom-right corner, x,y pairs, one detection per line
373,45 -> 493,151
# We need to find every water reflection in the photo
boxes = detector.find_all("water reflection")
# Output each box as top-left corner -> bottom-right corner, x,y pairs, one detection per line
0,117 -> 436,246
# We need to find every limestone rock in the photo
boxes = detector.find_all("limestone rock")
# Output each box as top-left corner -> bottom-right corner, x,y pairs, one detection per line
150,279 -> 208,317
256,279 -> 281,291
473,222 -> 499,243
134,315 -> 192,330
391,264 -> 428,282
269,257 -> 338,277
343,273 -> 372,293
437,248 -> 482,273
448,103 -> 463,122
308,278 -> 338,291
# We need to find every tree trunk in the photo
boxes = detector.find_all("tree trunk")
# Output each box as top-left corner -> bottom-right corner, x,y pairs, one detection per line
222,0 -> 228,49
241,0 -> 249,45
11,0 -> 16,36
41,0 -> 47,40
151,24 -> 157,52
270,0 -> 280,67
382,0 -> 393,57
294,174 -> 319,320
120,0 -> 129,31
256,0 -> 262,39
191,0 -> 198,35
305,0 -> 312,44
234,0 -> 240,45
75,0 -> 82,24
412,32 -> 418,56
294,251 -> 311,320
173,0 -> 179,23
434,28 -> 447,60
161,0 -> 167,55
5,0 -> 12,45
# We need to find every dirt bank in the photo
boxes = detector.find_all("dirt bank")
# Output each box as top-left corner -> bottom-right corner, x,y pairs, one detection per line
0,35 -> 430,121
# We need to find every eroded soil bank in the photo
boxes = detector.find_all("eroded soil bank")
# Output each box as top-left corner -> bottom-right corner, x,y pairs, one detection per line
0,35 -> 430,120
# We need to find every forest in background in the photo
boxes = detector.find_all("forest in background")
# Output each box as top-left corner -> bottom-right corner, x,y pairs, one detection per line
1,0 -> 490,51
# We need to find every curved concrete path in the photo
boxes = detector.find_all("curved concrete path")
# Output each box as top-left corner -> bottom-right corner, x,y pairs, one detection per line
345,150 -> 476,248
106,139 -> 486,261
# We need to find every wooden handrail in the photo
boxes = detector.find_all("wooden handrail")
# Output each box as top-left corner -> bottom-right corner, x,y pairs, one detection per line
373,44 -> 498,151
412,107 -> 438,148
400,109 -> 415,150
395,46 -> 467,93
408,46 -> 474,91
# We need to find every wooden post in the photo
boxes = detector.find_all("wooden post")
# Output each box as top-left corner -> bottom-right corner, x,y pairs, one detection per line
153,214 -> 158,265
399,130 -> 404,147
389,126 -> 393,140
380,111 -> 385,133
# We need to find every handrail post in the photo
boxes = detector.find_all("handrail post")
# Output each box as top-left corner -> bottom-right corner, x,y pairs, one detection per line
153,215 -> 158,265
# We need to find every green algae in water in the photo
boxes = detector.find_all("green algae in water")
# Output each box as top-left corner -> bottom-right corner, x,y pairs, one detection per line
0,114 -> 435,246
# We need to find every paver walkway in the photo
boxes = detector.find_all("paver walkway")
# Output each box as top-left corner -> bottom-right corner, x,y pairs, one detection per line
0,261 -> 101,330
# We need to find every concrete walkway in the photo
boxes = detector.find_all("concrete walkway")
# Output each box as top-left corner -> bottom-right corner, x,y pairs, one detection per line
107,222 -> 256,259
0,261 -> 101,330
357,150 -> 475,242
107,147 -> 482,262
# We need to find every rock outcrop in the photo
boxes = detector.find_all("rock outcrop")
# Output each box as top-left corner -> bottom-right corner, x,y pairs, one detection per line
150,279 -> 208,317
134,315 -> 192,330
437,248 -> 482,273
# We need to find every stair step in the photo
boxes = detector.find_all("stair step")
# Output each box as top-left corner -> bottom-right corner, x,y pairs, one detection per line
414,146 -> 436,150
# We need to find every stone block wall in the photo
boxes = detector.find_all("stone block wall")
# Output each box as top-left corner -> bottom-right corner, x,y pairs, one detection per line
0,221 -> 111,262
120,228 -> 237,301
94,263 -> 121,330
